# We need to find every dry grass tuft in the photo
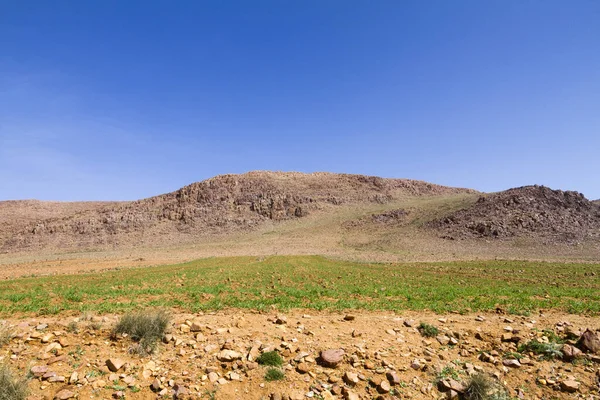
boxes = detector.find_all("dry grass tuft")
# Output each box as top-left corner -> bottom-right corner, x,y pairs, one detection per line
0,363 -> 28,400
112,309 -> 170,356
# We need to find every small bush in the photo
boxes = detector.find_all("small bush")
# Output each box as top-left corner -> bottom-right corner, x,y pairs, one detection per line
0,363 -> 28,400
518,340 -> 562,360
0,324 -> 14,347
256,351 -> 283,367
418,322 -> 439,338
112,310 -> 170,356
463,373 -> 510,400
264,368 -> 284,381
66,321 -> 79,333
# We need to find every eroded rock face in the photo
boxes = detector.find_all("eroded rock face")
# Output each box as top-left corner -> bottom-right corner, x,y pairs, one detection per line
432,185 -> 600,243
1,171 -> 473,252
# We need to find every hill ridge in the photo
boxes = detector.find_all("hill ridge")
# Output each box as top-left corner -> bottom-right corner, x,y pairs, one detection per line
0,171 -> 474,252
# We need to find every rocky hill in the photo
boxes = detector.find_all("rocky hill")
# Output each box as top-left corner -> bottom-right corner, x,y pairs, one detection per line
432,185 -> 600,243
0,171 -> 473,252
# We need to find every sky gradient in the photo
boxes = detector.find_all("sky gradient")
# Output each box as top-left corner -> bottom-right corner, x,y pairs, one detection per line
1,1 -> 599,201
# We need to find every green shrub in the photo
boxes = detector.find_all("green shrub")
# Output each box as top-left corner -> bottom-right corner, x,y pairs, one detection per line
418,322 -> 439,338
112,310 -> 170,356
256,351 -> 283,367
0,363 -> 28,400
264,368 -> 284,381
518,340 -> 562,360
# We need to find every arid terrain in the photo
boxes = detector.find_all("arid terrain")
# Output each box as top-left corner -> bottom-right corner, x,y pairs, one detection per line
2,309 -> 600,400
0,172 -> 599,400
1,172 -> 599,279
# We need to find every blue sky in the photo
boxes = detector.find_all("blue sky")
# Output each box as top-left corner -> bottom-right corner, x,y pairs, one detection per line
1,1 -> 599,201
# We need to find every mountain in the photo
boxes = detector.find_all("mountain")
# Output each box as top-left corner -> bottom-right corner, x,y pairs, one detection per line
432,185 -> 600,243
0,171 -> 473,253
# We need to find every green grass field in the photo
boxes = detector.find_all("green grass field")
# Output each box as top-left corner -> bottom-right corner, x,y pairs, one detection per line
1,255 -> 599,317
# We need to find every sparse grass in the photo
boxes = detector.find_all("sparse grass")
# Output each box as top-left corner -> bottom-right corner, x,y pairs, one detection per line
0,256 -> 599,316
518,340 -> 563,360
0,363 -> 28,400
112,309 -> 170,356
66,321 -> 79,333
256,351 -> 283,367
0,324 -> 14,347
418,322 -> 439,337
264,367 -> 285,381
463,373 -> 510,400
434,366 -> 460,384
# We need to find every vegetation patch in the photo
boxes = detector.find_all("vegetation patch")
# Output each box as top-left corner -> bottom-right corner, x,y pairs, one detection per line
463,373 -> 510,400
264,368 -> 285,382
418,322 -> 439,338
518,340 -> 563,360
112,309 -> 170,356
0,363 -> 28,400
0,256 -> 599,316
256,351 -> 283,367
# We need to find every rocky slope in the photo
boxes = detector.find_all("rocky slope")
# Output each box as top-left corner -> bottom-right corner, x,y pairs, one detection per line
0,171 -> 473,252
432,185 -> 600,243
2,310 -> 599,400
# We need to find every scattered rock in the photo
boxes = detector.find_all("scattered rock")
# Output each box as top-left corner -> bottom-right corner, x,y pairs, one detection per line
577,329 -> 600,354
106,358 -> 125,372
560,380 -> 580,393
320,349 -> 345,368
217,349 -> 243,361
30,365 -> 49,377
54,389 -> 75,400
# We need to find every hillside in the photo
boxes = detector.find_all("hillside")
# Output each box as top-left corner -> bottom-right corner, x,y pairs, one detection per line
0,171 -> 473,253
432,185 -> 600,243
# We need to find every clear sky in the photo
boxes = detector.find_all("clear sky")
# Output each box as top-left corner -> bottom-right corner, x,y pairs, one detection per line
1,1 -> 599,201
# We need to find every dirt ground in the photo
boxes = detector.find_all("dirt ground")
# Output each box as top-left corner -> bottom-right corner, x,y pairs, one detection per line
2,310 -> 599,399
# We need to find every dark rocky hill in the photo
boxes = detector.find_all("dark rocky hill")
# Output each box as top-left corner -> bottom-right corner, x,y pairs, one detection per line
432,185 -> 600,243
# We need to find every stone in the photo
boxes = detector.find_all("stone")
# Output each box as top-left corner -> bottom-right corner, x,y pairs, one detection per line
47,355 -> 67,365
320,349 -> 345,368
577,329 -> 600,354
562,344 -> 583,361
386,371 -> 400,385
364,360 -> 376,370
436,335 -> 450,345
296,363 -> 310,374
30,365 -> 49,377
48,375 -> 66,383
54,389 -> 76,400
41,333 -> 54,343
502,359 -> 521,368
190,322 -> 203,332
112,392 -> 125,399
173,383 -> 189,399
150,378 -> 161,392
560,380 -> 580,393
69,371 -> 78,384
275,316 -> 287,325
404,320 -> 414,327
208,372 -> 219,383
343,371 -> 359,386
106,358 -> 125,372
217,349 -> 243,361
377,380 -> 391,393
342,388 -> 360,400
